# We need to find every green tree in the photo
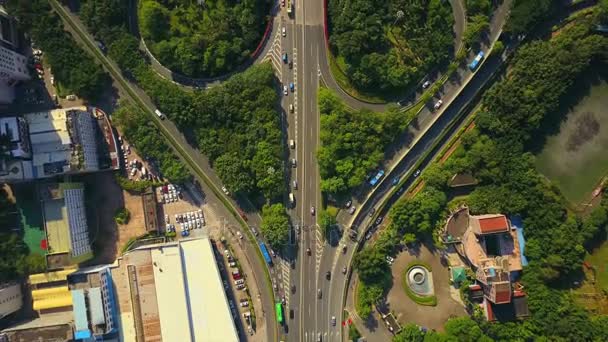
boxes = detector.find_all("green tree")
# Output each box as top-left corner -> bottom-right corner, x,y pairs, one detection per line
354,247 -> 390,284
260,204 -> 290,249
393,323 -> 425,342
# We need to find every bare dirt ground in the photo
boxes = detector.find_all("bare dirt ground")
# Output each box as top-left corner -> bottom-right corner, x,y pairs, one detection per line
86,172 -> 146,264
386,244 -> 466,331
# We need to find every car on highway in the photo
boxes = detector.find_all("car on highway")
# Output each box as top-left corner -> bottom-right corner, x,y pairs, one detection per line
434,99 -> 443,110
291,158 -> 297,168
317,289 -> 322,299
289,104 -> 294,113
348,206 -> 356,215
282,27 -> 286,37
365,231 -> 373,240
414,169 -> 421,178
293,180 -> 298,189
307,247 -> 311,256
368,207 -> 376,217
289,139 -> 295,149
342,266 -> 347,274
222,186 -> 230,195
310,206 -> 316,215
283,85 -> 288,95
375,216 -> 383,226
348,229 -> 357,241
317,333 -> 322,342
331,316 -> 336,326
386,255 -> 395,265
282,52 -> 288,63
325,271 -> 331,280
154,109 -> 165,119
397,187 -> 405,195
422,80 -> 431,89
392,177 -> 400,186
342,245 -> 347,253
290,82 -> 295,92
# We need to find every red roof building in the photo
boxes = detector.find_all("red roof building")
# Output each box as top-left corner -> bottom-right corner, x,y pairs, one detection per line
470,214 -> 510,235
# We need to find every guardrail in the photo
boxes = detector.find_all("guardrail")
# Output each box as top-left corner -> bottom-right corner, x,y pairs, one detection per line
48,1 -> 278,339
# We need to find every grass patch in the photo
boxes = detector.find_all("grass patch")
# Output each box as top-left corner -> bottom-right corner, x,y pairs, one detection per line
535,78 -> 608,205
114,207 -> 130,225
402,260 -> 437,306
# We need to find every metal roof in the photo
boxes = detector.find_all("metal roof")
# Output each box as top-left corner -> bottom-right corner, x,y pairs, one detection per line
87,287 -> 105,326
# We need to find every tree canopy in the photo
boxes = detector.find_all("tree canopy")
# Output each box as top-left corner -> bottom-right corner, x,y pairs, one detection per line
328,0 -> 454,94
7,0 -> 109,100
260,203 -> 290,250
138,0 -> 270,77
317,88 -> 404,197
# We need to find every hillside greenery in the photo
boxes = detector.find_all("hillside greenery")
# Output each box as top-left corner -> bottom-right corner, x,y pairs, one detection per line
6,0 -> 109,101
317,88 -> 405,197
260,203 -> 290,250
112,104 -> 191,184
352,14 -> 608,340
327,0 -> 454,95
138,0 -> 270,77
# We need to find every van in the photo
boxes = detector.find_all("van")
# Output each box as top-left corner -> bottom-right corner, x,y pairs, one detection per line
289,139 -> 295,149
289,193 -> 295,206
154,109 -> 165,120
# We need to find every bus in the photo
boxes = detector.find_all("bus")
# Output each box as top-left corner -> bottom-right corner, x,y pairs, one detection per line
369,170 -> 385,186
259,242 -> 273,266
276,302 -> 284,325
468,51 -> 485,71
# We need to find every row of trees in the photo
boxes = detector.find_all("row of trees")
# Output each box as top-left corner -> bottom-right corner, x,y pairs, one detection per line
317,88 -> 404,197
111,103 -> 191,184
327,0 -> 454,94
138,0 -> 270,77
7,0 -> 109,101
464,0 -> 495,48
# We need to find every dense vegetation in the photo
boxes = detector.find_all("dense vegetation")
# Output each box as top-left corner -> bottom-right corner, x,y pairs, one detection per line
138,0 -> 270,77
327,0 -> 454,94
114,207 -> 131,225
464,0 -> 495,48
505,0 -> 557,36
318,88 -> 405,197
260,203 -> 290,249
0,188 -> 46,281
7,0 -> 109,100
112,103 -> 191,184
354,14 -> 608,340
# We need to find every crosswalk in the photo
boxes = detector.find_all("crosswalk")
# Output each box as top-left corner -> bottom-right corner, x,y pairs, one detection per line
304,331 -> 340,342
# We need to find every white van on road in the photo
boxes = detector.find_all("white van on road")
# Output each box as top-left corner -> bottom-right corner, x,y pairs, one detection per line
154,109 -> 165,120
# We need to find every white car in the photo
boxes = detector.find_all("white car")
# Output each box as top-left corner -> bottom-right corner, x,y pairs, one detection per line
283,85 -> 288,95
222,186 -> 230,195
234,279 -> 245,285
289,104 -> 294,113
422,80 -> 431,89
386,255 -> 395,264
434,100 -> 443,110
282,27 -> 286,37
414,169 -> 421,178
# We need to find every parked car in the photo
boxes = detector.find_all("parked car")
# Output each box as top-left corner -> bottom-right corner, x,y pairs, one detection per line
414,169 -> 421,178
375,216 -> 384,226
222,186 -> 230,195
434,99 -> 443,110
348,206 -> 356,215
345,200 -> 352,208
422,80 -> 431,89
386,255 -> 395,264
283,85 -> 288,95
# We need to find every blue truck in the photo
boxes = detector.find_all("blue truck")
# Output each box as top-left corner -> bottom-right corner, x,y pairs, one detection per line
469,51 -> 485,71
259,242 -> 273,266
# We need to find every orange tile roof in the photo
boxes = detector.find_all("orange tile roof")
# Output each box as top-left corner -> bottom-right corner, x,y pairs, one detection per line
478,216 -> 509,234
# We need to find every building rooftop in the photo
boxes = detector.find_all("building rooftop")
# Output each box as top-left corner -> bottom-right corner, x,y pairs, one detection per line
470,214 -> 510,235
111,237 -> 238,342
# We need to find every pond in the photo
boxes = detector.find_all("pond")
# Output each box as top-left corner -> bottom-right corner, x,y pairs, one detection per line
535,78 -> 608,205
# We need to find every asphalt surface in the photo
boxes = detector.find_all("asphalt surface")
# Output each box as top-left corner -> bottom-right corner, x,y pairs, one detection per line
49,1 -> 277,341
